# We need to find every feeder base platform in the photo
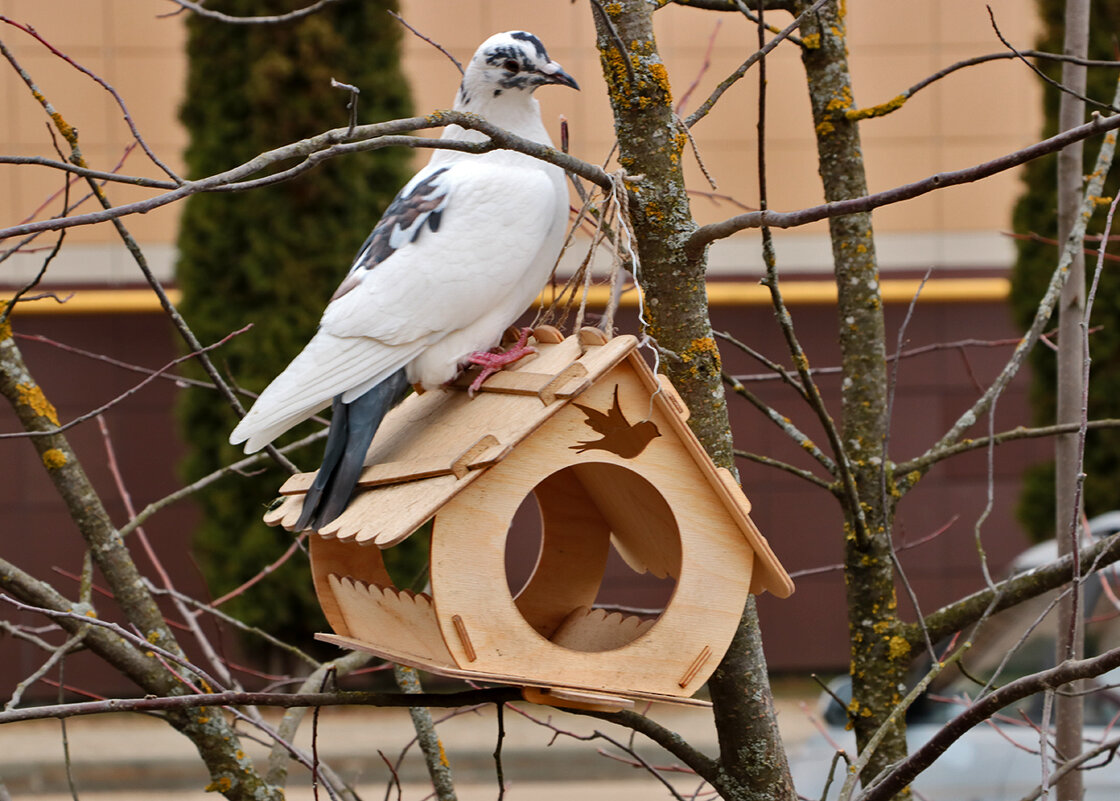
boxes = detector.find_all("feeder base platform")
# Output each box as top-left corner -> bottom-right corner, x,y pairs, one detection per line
317,633 -> 712,712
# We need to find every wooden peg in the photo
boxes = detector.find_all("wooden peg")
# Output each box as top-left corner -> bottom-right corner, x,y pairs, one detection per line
678,645 -> 712,688
451,614 -> 476,662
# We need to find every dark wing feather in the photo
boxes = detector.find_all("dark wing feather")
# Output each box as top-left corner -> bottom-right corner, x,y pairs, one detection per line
331,166 -> 452,302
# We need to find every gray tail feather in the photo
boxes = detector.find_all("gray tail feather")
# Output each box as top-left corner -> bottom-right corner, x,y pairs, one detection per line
295,368 -> 411,532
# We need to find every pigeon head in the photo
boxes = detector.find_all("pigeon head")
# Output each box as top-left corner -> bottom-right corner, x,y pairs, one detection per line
457,31 -> 578,109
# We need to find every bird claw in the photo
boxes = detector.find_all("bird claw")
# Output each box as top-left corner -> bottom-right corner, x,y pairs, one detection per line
467,327 -> 536,396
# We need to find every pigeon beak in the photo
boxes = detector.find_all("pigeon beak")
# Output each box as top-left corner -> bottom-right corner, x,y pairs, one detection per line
540,61 -> 580,90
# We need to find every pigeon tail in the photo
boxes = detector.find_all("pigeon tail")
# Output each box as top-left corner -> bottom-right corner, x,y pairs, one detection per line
295,368 -> 411,532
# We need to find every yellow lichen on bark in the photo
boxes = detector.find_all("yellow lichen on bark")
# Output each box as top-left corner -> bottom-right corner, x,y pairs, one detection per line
680,336 -> 721,377
16,382 -> 60,425
41,448 -> 67,469
846,93 -> 908,122
205,776 -> 233,793
648,61 -> 672,100
888,635 -> 910,661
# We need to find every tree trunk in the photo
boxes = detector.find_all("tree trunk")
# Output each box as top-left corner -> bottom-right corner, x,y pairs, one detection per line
0,329 -> 282,801
1055,0 -> 1089,798
793,0 -> 910,789
590,2 -> 793,797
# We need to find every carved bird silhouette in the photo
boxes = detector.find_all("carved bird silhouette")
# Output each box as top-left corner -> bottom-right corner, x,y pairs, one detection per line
569,385 -> 660,459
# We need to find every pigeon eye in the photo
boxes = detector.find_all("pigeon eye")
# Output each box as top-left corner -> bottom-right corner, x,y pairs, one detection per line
503,58 -> 520,73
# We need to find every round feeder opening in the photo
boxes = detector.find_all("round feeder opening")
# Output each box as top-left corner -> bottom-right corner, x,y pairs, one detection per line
504,462 -> 682,653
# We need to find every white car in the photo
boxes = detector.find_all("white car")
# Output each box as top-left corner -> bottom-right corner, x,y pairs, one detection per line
788,512 -> 1120,801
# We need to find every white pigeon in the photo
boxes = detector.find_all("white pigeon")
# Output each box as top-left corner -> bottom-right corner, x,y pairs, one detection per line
229,31 -> 578,531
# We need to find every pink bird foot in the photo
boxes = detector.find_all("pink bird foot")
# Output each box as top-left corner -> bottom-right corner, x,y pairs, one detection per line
467,327 -> 536,395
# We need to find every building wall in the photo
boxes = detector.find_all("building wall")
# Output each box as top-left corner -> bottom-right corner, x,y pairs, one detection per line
1,0 -> 1040,284
1,0 -> 187,285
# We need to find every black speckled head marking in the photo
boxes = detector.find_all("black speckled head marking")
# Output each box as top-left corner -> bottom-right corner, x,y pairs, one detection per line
510,31 -> 548,61
456,32 -> 578,108
482,41 -> 557,90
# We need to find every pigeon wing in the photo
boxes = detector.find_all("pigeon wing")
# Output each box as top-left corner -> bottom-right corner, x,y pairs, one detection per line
230,157 -> 561,452
322,157 -> 561,345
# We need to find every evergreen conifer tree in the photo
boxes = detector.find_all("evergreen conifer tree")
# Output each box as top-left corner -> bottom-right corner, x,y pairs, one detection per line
1009,0 -> 1120,541
176,0 -> 416,647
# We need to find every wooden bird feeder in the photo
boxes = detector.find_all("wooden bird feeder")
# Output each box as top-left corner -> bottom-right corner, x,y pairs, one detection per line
264,327 -> 793,712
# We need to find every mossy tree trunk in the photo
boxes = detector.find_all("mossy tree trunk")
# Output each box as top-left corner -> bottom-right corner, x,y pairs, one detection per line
592,3 -> 794,798
599,0 -> 912,791
793,0 -> 911,786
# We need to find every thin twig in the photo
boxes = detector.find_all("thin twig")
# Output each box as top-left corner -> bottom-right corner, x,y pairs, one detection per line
14,332 -> 223,391
907,92 -> 1120,490
732,447 -> 835,490
388,10 -> 463,75
0,143 -> 141,269
147,583 -> 319,669
118,428 -> 326,538
0,326 -> 251,439
4,630 -> 86,711
686,0 -> 827,128
675,20 -> 722,115
895,418 -> 1120,476
686,108 -> 1120,257
723,372 -> 839,477
0,595 -> 227,693
881,269 -> 936,661
987,6 -> 1119,116
160,0 -> 344,24
0,16 -> 181,182
0,171 -> 68,327
716,329 -> 808,399
394,664 -> 457,801
493,703 -> 506,801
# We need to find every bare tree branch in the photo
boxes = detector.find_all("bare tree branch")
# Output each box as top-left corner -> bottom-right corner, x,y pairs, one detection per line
859,647 -> 1120,801
160,0 -> 345,25
686,109 -> 1120,257
0,326 -> 251,439
388,10 -> 463,74
894,418 -> 1120,476
905,79 -> 1120,497
903,532 -> 1120,649
843,48 -> 1120,123
0,686 -> 522,725
0,111 -> 610,243
685,0 -> 827,128
0,16 -> 182,182
988,5 -> 1118,116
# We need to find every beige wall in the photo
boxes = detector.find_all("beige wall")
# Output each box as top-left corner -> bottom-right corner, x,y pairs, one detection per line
0,0 -> 1040,285
1,0 -> 186,283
